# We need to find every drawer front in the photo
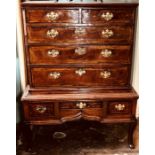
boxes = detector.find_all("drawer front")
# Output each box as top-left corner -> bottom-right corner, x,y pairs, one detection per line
60,101 -> 103,109
26,9 -> 79,23
82,9 -> 135,24
107,101 -> 132,116
24,103 -> 55,120
29,45 -> 131,65
31,66 -> 130,87
60,101 -> 103,120
27,26 -> 133,44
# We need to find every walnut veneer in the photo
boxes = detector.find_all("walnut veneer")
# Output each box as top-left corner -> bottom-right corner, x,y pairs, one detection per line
20,0 -> 139,149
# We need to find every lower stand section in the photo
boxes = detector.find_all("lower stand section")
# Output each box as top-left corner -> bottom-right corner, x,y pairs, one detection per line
21,86 -> 138,150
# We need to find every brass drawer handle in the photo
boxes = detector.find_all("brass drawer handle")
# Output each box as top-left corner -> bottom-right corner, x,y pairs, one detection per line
75,48 -> 86,55
49,72 -> 61,79
100,71 -> 111,79
75,28 -> 86,35
47,29 -> 59,38
101,12 -> 114,21
101,49 -> 112,57
35,106 -> 47,114
76,102 -> 87,109
102,29 -> 113,38
48,49 -> 60,57
75,68 -> 86,76
46,11 -> 59,21
115,104 -> 125,111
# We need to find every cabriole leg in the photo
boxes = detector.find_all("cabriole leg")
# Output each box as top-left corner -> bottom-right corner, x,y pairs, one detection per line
128,120 -> 137,149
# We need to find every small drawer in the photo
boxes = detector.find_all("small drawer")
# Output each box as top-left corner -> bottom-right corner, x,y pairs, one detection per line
27,26 -> 133,44
82,8 -> 135,24
29,45 -> 131,65
26,9 -> 79,23
60,101 -> 103,109
31,66 -> 130,87
60,101 -> 103,121
107,101 -> 132,115
23,102 -> 55,120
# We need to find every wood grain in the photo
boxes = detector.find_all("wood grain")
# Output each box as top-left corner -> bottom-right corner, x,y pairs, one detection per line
28,45 -> 131,65
27,25 -> 133,44
82,8 -> 135,24
26,9 -> 79,23
21,1 -> 139,149
30,66 -> 130,87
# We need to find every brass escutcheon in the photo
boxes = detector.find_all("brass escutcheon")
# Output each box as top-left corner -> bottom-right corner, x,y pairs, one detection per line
48,49 -> 60,57
102,29 -> 114,38
35,105 -> 47,114
75,68 -> 86,76
75,47 -> 87,55
101,12 -> 114,21
101,49 -> 112,57
46,11 -> 59,21
49,72 -> 61,79
115,104 -> 125,111
47,29 -> 59,38
76,102 -> 87,109
100,71 -> 111,79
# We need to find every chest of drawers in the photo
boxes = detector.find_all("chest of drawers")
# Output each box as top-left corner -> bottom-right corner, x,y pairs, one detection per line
20,0 -> 138,149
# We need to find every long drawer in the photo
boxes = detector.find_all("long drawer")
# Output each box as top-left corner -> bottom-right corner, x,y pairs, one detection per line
27,26 -> 133,44
29,45 -> 131,65
31,66 -> 130,87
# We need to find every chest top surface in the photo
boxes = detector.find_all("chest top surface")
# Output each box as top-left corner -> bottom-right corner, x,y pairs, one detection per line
21,0 -> 139,6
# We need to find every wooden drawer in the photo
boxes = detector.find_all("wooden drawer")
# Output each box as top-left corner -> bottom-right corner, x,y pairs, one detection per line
26,9 -> 79,23
60,101 -> 103,109
31,66 -> 130,87
82,9 -> 135,24
27,26 -> 133,44
107,101 -> 132,117
29,45 -> 131,65
60,101 -> 103,121
23,102 -> 56,120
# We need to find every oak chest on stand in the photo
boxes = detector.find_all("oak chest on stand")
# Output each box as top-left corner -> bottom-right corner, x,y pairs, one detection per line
20,0 -> 139,149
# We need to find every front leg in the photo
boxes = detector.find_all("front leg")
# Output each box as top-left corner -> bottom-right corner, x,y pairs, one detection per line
128,120 -> 137,149
23,124 -> 37,152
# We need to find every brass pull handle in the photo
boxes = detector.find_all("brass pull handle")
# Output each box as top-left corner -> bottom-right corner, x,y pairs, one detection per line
75,48 -> 87,55
75,69 -> 86,76
35,106 -> 47,114
101,49 -> 112,57
100,71 -> 111,79
115,104 -> 125,111
101,12 -> 114,21
76,102 -> 87,109
47,29 -> 59,38
75,28 -> 86,35
48,50 -> 60,57
46,11 -> 59,21
49,72 -> 61,79
102,29 -> 113,38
